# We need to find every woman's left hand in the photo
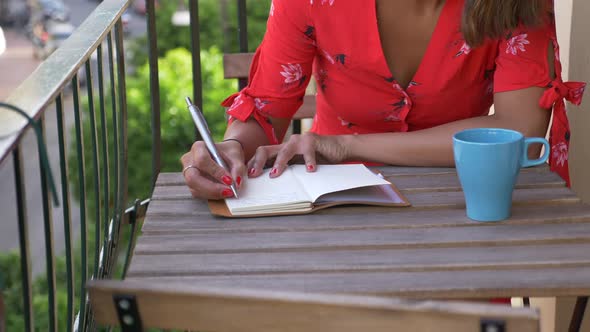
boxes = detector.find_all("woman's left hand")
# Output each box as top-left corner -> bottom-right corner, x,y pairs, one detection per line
247,132 -> 350,178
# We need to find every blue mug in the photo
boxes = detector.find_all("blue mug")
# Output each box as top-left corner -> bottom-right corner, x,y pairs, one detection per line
453,128 -> 550,222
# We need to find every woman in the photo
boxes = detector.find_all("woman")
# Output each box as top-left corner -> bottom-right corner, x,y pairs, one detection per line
181,0 -> 585,200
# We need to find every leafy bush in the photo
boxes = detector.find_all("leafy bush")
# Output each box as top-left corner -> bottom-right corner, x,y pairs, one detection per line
69,46 -> 236,205
129,0 -> 271,68
0,252 -> 70,331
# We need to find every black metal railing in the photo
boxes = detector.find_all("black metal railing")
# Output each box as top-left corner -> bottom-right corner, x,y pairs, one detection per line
0,1 -> 153,331
0,0 -> 259,330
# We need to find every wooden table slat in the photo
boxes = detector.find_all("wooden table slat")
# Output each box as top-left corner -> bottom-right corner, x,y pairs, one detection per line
127,243 -> 590,277
149,186 -> 579,210
127,266 -> 590,299
134,222 -> 590,255
155,165 -> 554,186
141,202 -> 590,235
152,167 -> 564,199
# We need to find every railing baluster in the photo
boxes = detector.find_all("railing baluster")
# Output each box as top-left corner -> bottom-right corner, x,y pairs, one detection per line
189,0 -> 203,112
146,0 -> 161,190
122,200 -> 141,278
55,94 -> 75,332
96,43 -> 110,280
106,30 -> 119,278
114,19 -> 129,264
237,0 -> 248,90
37,115 -> 57,332
85,58 -> 102,279
72,74 -> 88,331
13,146 -> 34,332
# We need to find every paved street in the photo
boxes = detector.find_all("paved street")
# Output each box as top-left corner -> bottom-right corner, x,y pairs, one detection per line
0,0 -> 146,275
0,28 -> 81,275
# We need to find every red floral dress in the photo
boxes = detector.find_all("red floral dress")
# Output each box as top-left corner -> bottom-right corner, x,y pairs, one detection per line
222,0 -> 586,186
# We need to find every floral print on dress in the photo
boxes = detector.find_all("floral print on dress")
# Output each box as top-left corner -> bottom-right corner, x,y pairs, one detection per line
227,94 -> 244,113
571,85 -> 586,101
552,141 -> 568,167
338,116 -> 355,128
320,50 -> 347,66
334,54 -> 346,65
315,69 -> 329,91
506,33 -> 530,55
304,25 -> 316,40
254,98 -> 270,111
280,63 -> 306,86
321,49 -> 335,64
310,0 -> 335,5
383,112 -> 401,122
454,42 -> 471,57
392,98 -> 408,111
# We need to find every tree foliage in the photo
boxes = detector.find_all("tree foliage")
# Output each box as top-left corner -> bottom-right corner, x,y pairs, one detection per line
129,0 -> 271,67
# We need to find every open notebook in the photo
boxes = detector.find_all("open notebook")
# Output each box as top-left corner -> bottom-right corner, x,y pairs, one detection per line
208,164 -> 410,218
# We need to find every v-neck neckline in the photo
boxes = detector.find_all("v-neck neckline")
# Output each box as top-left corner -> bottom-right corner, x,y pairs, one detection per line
371,0 -> 451,91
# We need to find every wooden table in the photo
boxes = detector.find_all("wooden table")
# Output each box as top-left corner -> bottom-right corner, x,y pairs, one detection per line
128,165 -> 590,323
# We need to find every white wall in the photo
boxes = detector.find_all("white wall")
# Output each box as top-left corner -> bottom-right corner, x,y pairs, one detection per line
555,0 -> 573,81
531,2 -> 590,332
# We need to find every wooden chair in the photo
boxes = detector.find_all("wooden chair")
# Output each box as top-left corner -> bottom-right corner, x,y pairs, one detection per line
88,280 -> 540,332
223,53 -> 316,134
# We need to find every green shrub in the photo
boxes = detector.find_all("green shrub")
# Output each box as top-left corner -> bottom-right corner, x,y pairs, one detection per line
0,252 -> 71,331
69,46 -> 236,205
128,0 -> 271,68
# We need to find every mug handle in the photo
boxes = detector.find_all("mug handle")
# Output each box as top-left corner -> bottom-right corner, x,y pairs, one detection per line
522,138 -> 550,168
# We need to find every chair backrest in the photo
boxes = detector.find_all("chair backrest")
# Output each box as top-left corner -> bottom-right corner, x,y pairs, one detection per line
88,280 -> 540,332
223,53 -> 316,121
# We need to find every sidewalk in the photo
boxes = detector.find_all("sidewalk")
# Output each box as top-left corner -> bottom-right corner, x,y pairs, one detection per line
0,28 -> 40,100
0,27 -> 80,276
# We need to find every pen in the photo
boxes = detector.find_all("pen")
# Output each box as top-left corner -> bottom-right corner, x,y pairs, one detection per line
185,97 -> 239,198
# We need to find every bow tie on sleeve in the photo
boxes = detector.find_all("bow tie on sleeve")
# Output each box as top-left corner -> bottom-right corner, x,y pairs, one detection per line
539,80 -> 586,109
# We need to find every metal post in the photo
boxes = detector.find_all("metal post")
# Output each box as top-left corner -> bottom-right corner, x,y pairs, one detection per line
146,0 -> 161,190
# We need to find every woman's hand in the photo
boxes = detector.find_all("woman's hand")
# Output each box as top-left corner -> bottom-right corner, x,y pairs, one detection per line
180,140 -> 246,200
247,132 -> 350,178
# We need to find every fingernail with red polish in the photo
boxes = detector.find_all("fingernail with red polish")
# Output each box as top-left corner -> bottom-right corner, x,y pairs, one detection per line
236,176 -> 242,186
270,168 -> 278,176
222,175 -> 233,185
248,168 -> 256,176
222,189 -> 234,198
307,164 -> 315,171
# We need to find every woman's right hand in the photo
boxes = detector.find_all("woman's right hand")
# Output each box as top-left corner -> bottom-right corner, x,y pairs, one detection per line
180,140 -> 246,200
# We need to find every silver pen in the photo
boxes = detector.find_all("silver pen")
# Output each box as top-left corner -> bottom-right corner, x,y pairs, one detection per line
185,97 -> 239,198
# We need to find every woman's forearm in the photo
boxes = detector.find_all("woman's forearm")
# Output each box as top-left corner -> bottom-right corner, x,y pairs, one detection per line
224,119 -> 270,161
342,113 -> 548,167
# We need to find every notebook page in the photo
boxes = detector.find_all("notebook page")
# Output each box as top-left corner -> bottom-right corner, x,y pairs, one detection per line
225,167 -> 311,213
290,164 -> 391,202
315,184 -> 406,204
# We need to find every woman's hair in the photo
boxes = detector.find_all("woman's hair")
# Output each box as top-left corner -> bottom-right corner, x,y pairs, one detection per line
462,0 -> 550,46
